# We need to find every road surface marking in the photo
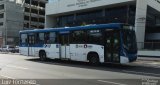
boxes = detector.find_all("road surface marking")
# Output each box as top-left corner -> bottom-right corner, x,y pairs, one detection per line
6,65 -> 28,70
97,80 -> 127,85
0,75 -> 15,79
123,70 -> 160,76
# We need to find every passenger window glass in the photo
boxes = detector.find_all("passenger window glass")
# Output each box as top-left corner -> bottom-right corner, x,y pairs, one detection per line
44,32 -> 57,44
87,30 -> 103,45
21,34 -> 28,44
49,32 -> 56,44
71,30 -> 86,43
39,33 -> 44,43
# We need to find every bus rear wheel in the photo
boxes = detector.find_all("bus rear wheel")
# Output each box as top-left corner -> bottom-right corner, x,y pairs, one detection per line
39,51 -> 47,61
88,54 -> 100,65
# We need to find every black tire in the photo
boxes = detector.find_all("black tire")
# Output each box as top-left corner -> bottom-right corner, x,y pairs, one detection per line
39,51 -> 47,61
88,54 -> 100,65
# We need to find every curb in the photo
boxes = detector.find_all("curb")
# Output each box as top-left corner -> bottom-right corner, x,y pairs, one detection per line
138,59 -> 160,62
138,55 -> 160,58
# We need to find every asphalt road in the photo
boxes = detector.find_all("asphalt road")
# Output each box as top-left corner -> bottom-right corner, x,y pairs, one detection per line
0,53 -> 160,85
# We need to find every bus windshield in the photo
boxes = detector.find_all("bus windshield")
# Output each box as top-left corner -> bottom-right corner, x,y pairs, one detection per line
122,28 -> 137,53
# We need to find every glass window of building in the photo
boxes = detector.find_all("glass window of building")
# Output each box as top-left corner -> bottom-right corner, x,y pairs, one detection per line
0,4 -> 4,10
58,15 -> 74,27
106,6 -> 127,23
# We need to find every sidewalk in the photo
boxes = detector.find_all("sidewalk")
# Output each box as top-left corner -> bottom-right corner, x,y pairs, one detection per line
138,50 -> 160,57
132,57 -> 160,68
138,57 -> 160,62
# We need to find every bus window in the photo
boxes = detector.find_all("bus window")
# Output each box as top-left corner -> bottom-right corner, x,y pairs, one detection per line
28,34 -> 35,45
122,29 -> 137,53
87,30 -> 103,45
39,33 -> 45,44
35,33 -> 39,44
71,30 -> 86,43
45,33 -> 50,44
44,32 -> 57,44
49,32 -> 57,44
21,34 -> 28,45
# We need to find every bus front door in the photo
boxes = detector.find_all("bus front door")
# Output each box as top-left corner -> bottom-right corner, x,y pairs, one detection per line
60,34 -> 70,59
104,30 -> 120,63
28,34 -> 35,56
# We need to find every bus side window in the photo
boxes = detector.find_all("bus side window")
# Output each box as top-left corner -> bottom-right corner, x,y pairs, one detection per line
43,32 -> 57,44
35,33 -> 39,44
49,32 -> 56,44
39,33 -> 45,44
32,37 -> 34,44
25,38 -> 28,44
71,30 -> 86,43
45,32 -> 50,44
21,34 -> 28,45
87,30 -> 103,45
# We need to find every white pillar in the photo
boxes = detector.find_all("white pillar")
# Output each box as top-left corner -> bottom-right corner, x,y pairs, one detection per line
135,0 -> 147,49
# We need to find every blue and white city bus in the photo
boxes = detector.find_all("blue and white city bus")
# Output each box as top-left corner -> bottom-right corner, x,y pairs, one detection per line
19,23 -> 137,64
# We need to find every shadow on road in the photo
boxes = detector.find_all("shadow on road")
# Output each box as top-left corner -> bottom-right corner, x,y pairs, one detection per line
26,58 -> 160,77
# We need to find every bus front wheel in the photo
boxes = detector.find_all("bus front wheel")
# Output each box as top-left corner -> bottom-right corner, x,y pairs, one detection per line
39,51 -> 47,61
88,54 -> 100,65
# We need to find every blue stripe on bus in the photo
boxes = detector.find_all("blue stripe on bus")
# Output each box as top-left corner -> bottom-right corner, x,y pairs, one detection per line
20,23 -> 123,34
20,44 -> 44,47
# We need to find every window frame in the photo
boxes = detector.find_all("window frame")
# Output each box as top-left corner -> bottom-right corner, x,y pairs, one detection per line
20,33 -> 28,45
70,30 -> 87,44
86,29 -> 104,45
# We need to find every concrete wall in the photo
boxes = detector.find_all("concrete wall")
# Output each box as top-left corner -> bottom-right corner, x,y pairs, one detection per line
5,2 -> 23,37
0,1 -> 5,40
46,0 -> 134,28
46,0 -> 134,15
135,0 -> 160,48
5,1 -> 23,45
135,0 -> 147,49
0,1 -> 23,45
147,0 -> 160,12
0,0 -> 6,45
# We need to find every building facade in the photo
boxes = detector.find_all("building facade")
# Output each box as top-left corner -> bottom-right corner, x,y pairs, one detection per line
45,0 -> 160,49
0,0 -> 48,46
0,0 -> 23,46
22,0 -> 48,29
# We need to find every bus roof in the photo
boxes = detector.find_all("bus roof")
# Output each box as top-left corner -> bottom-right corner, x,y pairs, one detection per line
20,23 -> 125,34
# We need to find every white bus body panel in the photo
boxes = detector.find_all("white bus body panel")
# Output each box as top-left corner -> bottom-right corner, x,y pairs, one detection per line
20,44 -> 60,59
20,44 -> 104,63
19,47 -> 28,56
70,44 -> 104,63
20,47 -> 36,57
120,51 -> 129,64
120,56 -> 129,64
29,47 -> 35,56
60,45 -> 70,59
40,44 -> 60,59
